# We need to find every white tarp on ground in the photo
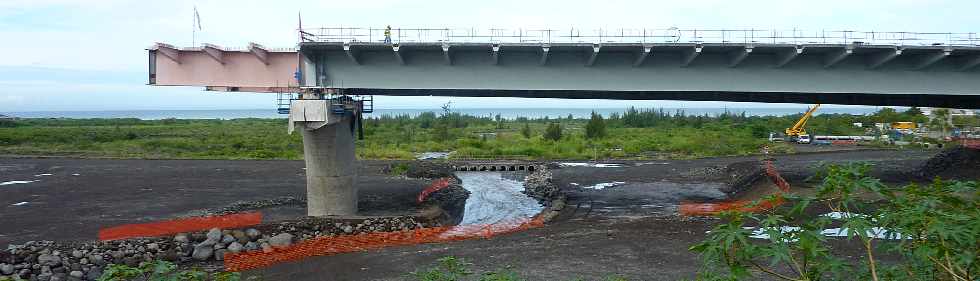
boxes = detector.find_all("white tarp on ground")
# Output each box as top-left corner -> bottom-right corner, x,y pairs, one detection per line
455,171 -> 543,225
0,180 -> 37,186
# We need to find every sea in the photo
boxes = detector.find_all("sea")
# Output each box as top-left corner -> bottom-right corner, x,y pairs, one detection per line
3,107 -> 881,120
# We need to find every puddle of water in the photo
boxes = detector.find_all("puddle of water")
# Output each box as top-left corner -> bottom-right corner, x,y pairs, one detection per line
417,152 -> 452,160
11,201 -> 29,206
581,182 -> 626,190
0,180 -> 37,186
34,173 -> 53,177
455,171 -> 543,226
71,173 -> 81,176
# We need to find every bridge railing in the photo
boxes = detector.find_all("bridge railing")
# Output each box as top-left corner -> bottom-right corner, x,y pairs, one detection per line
300,27 -> 979,46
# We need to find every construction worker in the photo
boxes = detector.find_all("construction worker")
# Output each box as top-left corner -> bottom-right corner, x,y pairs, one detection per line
384,25 -> 392,44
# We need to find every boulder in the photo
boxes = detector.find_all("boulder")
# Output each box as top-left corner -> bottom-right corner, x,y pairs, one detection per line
191,245 -> 213,261
268,233 -> 294,247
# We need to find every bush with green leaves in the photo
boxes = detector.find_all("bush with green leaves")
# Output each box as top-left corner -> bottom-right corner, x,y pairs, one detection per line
97,260 -> 242,281
543,123 -> 562,141
691,163 -> 979,281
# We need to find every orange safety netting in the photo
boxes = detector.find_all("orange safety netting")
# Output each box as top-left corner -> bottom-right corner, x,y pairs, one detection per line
417,177 -> 452,203
98,212 -> 263,241
223,216 -> 546,272
679,161 -> 790,216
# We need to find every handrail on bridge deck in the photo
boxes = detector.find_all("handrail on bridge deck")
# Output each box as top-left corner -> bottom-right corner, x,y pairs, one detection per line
299,27 -> 980,47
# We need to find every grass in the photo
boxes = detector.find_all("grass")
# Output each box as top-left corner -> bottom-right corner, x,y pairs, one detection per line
0,108 -> 898,161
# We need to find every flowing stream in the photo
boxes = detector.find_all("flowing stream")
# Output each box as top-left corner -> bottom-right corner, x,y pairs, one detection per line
455,171 -> 544,225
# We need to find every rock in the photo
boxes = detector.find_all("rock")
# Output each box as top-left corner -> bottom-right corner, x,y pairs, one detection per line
243,242 -> 258,251
191,245 -> 213,261
227,242 -> 243,253
268,233 -> 294,247
146,243 -> 159,251
109,251 -> 125,260
190,232 -> 206,242
206,228 -> 222,242
79,258 -> 88,265
37,272 -> 53,281
260,243 -> 273,253
69,271 -> 83,278
245,229 -> 261,240
213,243 -> 225,250
231,230 -> 248,243
122,257 -> 138,267
342,225 -> 353,234
86,267 -> 103,281
221,234 -> 236,244
174,233 -> 190,243
0,263 -> 13,275
214,249 -> 227,261
37,254 -> 61,267
160,249 -> 179,262
70,250 -> 84,259
89,255 -> 105,266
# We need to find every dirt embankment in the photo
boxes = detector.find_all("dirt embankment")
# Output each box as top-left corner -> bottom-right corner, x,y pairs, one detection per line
406,161 -> 471,226
718,161 -> 766,199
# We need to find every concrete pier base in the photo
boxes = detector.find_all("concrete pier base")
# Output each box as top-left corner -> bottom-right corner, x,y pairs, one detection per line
301,117 -> 357,216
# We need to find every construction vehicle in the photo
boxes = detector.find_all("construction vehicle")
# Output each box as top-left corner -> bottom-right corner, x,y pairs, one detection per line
785,104 -> 821,144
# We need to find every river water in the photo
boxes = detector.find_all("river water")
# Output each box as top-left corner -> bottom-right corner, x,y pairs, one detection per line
454,171 -> 543,225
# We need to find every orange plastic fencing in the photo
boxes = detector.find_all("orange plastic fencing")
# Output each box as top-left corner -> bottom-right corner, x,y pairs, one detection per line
679,161 -> 790,216
417,178 -> 452,203
98,212 -> 263,241
223,216 -> 546,272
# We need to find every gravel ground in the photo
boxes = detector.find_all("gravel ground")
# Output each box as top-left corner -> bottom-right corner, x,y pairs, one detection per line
1,147 -> 965,280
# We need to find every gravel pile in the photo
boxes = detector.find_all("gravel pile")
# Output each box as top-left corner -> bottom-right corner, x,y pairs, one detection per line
917,146 -> 980,179
523,167 -> 560,205
719,161 -> 766,198
0,217 -> 432,280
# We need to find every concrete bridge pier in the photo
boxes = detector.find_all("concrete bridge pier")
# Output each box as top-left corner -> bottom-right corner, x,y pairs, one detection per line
289,99 -> 358,216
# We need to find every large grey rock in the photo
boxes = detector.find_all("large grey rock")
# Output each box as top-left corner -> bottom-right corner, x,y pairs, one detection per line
227,242 -> 243,253
245,229 -> 261,240
214,249 -> 227,261
260,243 -> 273,253
70,250 -> 84,259
268,233 -> 294,247
37,254 -> 61,267
86,267 -> 103,281
206,228 -> 222,242
146,243 -> 159,251
69,271 -> 83,278
191,245 -> 213,261
0,263 -> 14,275
243,242 -> 258,251
174,233 -> 190,243
221,234 -> 235,244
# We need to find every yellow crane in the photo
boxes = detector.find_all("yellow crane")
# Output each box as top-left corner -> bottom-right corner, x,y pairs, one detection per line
785,104 -> 821,138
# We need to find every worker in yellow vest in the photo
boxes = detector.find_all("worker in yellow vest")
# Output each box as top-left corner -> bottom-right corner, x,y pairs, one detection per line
384,25 -> 392,44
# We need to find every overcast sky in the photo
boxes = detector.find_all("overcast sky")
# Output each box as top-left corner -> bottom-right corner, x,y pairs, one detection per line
1,0 -> 977,112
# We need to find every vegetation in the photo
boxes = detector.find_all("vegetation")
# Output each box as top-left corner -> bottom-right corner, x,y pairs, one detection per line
97,260 -> 243,281
410,256 -> 627,281
691,163 -> 979,281
0,107 -> 925,160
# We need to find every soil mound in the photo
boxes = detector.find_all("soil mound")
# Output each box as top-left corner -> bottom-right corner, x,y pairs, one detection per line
419,180 -> 470,226
917,147 -> 980,180
719,161 -> 766,198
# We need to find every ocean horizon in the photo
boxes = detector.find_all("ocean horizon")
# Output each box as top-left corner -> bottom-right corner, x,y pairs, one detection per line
3,107 -> 881,120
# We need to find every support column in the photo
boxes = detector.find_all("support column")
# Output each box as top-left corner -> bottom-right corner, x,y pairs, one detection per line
289,99 -> 358,216
301,116 -> 357,216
